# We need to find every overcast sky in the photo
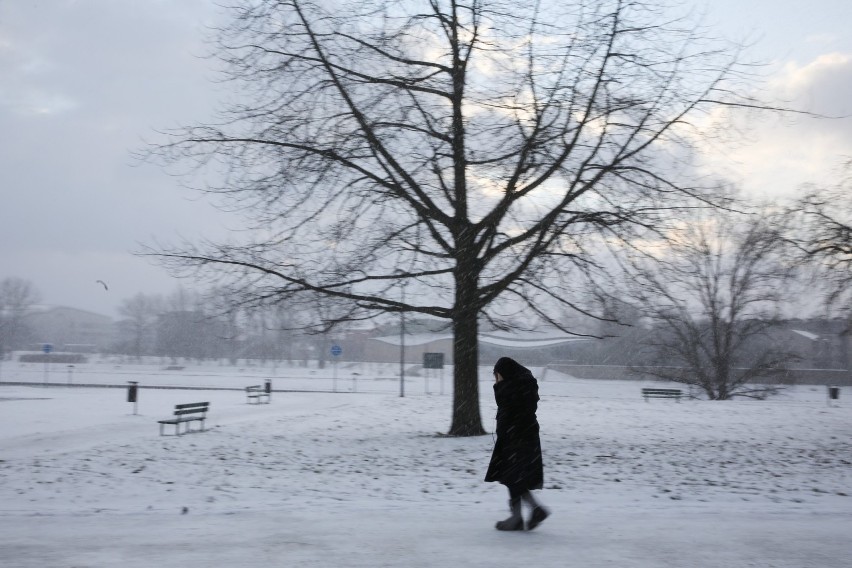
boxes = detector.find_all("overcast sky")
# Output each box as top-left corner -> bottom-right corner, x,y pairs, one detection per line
2,0 -> 851,318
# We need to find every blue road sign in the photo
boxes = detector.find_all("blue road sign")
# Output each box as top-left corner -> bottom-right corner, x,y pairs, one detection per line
42,343 -> 53,354
331,344 -> 342,357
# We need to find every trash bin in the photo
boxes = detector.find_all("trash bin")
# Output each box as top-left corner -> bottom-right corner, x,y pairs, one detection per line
127,381 -> 138,403
828,386 -> 840,401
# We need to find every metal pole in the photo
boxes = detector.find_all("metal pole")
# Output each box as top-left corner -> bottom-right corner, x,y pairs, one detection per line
400,289 -> 405,398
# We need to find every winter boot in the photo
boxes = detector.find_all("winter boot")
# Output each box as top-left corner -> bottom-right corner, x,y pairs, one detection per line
527,505 -> 550,531
495,498 -> 524,531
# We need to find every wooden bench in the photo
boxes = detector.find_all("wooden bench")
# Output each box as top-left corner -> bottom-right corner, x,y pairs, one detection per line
641,388 -> 682,402
157,402 -> 210,436
246,384 -> 271,404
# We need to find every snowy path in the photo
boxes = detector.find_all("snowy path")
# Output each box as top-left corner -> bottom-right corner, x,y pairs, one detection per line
1,500 -> 850,568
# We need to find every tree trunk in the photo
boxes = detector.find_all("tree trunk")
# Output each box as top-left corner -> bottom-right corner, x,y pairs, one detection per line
448,272 -> 486,436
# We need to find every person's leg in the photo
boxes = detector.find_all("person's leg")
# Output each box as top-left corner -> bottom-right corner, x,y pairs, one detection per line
495,485 -> 524,531
520,490 -> 539,508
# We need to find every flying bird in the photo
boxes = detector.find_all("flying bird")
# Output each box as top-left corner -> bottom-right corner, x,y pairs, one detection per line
96,280 -> 109,291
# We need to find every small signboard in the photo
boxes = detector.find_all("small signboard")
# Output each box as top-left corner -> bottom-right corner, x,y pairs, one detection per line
423,352 -> 445,369
42,343 -> 53,354
331,344 -> 342,357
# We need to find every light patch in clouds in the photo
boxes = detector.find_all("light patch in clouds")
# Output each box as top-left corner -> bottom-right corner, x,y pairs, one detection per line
2,90 -> 78,117
804,33 -> 841,47
773,52 -> 852,116
691,49 -> 852,200
0,28 -> 76,116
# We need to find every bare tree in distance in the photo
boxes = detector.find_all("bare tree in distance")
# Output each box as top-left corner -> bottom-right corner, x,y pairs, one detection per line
622,211 -> 798,400
117,293 -> 165,360
144,0 -> 791,434
788,160 -> 852,321
0,277 -> 41,357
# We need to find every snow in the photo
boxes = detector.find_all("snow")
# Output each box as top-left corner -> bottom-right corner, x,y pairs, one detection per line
1,361 -> 850,567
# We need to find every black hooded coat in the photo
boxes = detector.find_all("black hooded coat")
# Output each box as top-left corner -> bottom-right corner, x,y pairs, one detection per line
484,357 -> 544,490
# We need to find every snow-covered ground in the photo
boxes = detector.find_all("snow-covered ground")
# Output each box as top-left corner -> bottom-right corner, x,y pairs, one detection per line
1,361 -> 850,567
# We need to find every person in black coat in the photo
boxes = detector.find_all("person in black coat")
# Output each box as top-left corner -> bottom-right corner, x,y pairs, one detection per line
485,357 -> 550,531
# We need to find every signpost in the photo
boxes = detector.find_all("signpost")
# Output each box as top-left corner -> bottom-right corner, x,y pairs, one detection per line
423,353 -> 444,368
331,344 -> 342,392
423,353 -> 446,395
42,343 -> 53,384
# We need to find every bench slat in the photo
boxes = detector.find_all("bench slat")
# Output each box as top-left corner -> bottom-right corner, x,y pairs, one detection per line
174,407 -> 208,416
641,388 -> 682,401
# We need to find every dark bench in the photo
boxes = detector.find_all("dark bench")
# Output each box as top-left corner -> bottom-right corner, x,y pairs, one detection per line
157,402 -> 210,435
246,384 -> 271,404
641,388 -> 682,402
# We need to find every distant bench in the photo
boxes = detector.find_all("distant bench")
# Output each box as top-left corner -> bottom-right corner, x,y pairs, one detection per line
157,402 -> 210,436
246,384 -> 271,404
641,388 -> 682,402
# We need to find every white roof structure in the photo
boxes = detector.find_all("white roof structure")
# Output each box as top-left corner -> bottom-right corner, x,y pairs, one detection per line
371,334 -> 451,347
479,331 -> 591,348
792,329 -> 820,341
371,330 -> 591,348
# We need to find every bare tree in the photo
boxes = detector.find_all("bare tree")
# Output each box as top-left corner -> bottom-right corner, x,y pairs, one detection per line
146,0 -> 779,434
789,160 -> 852,318
623,212 -> 797,400
0,277 -> 41,357
117,293 -> 164,360
206,287 -> 245,365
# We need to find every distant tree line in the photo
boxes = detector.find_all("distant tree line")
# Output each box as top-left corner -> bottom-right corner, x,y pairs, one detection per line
0,277 -> 41,357
114,288 -> 313,365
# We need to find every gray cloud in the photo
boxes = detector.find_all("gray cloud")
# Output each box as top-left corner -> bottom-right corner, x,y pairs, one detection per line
0,0 -> 228,314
